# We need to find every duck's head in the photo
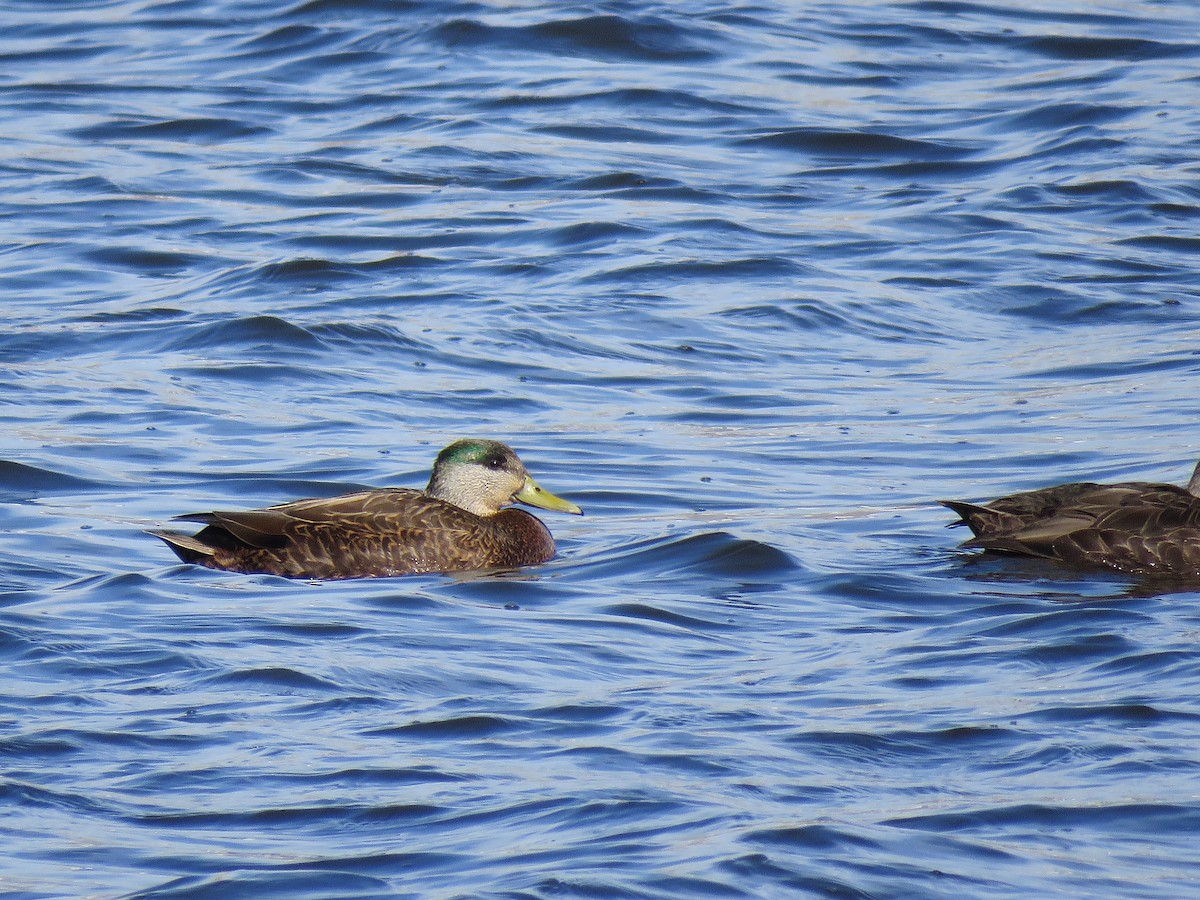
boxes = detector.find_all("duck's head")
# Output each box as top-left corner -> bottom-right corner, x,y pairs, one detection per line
426,439 -> 583,518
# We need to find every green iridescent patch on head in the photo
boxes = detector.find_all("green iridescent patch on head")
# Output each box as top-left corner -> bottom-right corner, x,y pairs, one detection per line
435,439 -> 515,471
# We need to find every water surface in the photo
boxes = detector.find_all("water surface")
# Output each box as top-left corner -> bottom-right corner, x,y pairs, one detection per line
2,0 -> 1200,896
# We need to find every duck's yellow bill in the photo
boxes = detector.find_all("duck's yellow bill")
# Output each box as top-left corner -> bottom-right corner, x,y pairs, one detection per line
515,476 -> 583,515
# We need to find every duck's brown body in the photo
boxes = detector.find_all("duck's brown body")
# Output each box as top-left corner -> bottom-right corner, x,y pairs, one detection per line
156,489 -> 557,579
150,439 -> 581,580
942,464 -> 1200,577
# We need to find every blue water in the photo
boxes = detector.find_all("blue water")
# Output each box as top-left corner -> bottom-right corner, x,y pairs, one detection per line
3,0 -> 1200,896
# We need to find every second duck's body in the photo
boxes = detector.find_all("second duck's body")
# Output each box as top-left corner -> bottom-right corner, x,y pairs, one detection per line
942,461 -> 1200,577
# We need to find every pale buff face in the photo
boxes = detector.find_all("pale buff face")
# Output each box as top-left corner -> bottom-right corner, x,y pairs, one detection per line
425,439 -> 582,518
425,439 -> 529,516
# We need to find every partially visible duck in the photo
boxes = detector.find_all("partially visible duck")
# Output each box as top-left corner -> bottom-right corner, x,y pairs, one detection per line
942,460 -> 1200,577
151,439 -> 582,579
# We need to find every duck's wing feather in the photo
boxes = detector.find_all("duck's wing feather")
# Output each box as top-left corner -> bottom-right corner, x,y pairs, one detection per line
171,489 -> 434,549
942,483 -> 1194,536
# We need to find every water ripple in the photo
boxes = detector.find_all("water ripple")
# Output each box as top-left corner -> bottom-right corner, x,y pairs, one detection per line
2,0 -> 1200,896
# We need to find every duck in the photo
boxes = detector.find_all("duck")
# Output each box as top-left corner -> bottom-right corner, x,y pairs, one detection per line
150,439 -> 582,579
941,460 -> 1200,577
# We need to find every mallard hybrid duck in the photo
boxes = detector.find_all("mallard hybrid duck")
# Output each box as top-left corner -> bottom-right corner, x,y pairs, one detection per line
151,439 -> 582,579
942,460 -> 1200,577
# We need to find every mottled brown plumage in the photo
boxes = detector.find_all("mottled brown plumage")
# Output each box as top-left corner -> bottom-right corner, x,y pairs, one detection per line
150,439 -> 582,579
942,461 -> 1200,577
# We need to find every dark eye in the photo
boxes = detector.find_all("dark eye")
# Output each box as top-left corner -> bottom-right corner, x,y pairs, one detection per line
485,454 -> 506,470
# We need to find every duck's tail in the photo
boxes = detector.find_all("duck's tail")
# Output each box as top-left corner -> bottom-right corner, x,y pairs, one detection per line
938,499 -> 1004,538
147,529 -> 217,564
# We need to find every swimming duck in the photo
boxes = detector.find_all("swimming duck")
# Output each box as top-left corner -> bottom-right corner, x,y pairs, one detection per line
941,460 -> 1200,577
151,439 -> 582,579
